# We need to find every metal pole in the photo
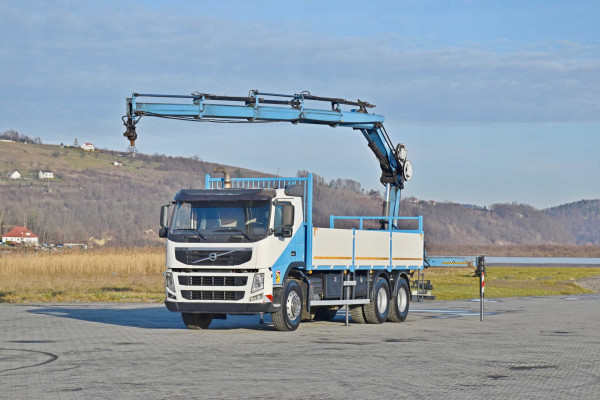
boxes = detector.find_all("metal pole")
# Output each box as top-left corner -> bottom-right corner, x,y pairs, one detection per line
345,273 -> 350,326
480,270 -> 485,321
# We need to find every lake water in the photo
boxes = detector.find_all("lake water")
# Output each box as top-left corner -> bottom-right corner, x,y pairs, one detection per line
486,257 -> 600,266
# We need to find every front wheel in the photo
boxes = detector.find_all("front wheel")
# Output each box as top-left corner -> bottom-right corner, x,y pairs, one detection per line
272,280 -> 303,331
388,278 -> 410,322
182,313 -> 213,329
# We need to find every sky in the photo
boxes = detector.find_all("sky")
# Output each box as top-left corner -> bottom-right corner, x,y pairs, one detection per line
1,0 -> 599,209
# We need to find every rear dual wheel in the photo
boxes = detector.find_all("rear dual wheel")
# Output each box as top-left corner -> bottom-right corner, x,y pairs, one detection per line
350,305 -> 367,324
363,277 -> 390,324
388,278 -> 410,322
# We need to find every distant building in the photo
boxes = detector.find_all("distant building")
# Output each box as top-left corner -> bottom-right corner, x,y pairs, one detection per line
8,171 -> 21,180
81,142 -> 95,151
39,171 -> 54,179
2,226 -> 39,245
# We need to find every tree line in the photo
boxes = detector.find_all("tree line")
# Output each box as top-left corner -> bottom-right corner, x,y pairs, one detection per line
1,129 -> 43,145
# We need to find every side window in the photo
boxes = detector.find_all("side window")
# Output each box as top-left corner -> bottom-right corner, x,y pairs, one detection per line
274,204 -> 283,229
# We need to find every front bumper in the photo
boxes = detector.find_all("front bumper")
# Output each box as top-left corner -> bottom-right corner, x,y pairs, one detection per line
165,300 -> 274,314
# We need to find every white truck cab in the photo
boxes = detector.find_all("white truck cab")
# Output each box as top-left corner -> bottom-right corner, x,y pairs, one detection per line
162,186 -> 304,319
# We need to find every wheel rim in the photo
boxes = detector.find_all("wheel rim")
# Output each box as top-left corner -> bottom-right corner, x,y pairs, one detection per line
397,285 -> 408,312
286,291 -> 301,321
377,286 -> 388,313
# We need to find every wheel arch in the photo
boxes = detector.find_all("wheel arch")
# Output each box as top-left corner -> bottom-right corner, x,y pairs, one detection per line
369,270 -> 390,301
273,262 -> 308,310
390,271 -> 410,298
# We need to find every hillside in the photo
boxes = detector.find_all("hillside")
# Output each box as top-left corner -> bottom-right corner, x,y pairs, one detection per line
0,141 -> 269,246
544,200 -> 600,245
1,140 -> 599,249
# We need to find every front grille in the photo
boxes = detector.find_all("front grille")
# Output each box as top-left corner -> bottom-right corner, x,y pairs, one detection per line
175,248 -> 252,266
178,276 -> 247,286
180,290 -> 244,301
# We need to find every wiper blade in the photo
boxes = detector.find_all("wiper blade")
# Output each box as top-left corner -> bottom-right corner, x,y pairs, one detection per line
213,228 -> 252,240
175,229 -> 207,240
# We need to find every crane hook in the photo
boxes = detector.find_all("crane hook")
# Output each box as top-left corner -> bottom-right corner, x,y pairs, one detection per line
122,116 -> 138,146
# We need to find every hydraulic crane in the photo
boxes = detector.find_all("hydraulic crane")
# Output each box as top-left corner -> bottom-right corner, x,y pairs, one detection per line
123,90 -> 413,225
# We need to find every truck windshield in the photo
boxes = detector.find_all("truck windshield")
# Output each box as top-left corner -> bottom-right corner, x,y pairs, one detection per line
170,200 -> 270,243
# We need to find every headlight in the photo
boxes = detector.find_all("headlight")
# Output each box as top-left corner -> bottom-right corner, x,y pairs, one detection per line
251,273 -> 264,293
164,271 -> 175,292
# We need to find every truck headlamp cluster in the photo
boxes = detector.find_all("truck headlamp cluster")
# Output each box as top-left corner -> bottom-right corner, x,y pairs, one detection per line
251,273 -> 265,293
164,271 -> 175,292
250,293 -> 263,302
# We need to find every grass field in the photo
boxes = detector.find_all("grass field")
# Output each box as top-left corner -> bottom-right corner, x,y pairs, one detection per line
1,248 -> 599,303
0,247 -> 164,303
426,266 -> 600,300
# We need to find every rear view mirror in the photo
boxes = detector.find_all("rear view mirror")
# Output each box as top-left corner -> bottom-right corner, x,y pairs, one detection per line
273,203 -> 294,238
159,204 -> 170,237
281,204 -> 294,227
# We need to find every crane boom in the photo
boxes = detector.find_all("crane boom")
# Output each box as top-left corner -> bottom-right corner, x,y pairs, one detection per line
123,90 -> 412,222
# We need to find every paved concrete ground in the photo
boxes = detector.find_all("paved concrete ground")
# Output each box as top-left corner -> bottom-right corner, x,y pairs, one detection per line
1,295 -> 599,399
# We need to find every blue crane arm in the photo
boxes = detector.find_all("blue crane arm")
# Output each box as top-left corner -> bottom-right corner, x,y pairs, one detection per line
123,90 -> 411,220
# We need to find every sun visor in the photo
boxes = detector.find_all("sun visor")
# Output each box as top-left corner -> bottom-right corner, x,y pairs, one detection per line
173,188 -> 277,202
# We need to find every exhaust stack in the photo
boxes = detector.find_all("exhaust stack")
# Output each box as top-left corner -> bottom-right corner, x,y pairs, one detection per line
213,166 -> 232,189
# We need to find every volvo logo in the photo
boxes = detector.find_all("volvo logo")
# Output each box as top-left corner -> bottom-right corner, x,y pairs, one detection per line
191,249 -> 239,264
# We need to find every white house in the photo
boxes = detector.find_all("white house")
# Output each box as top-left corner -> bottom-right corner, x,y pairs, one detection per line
81,142 -> 95,151
8,171 -> 21,179
2,226 -> 39,245
39,171 -> 54,179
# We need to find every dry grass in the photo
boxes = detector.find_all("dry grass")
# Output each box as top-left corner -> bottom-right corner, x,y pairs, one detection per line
0,247 -> 165,303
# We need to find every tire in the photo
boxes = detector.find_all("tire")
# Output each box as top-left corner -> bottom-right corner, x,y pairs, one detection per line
350,305 -> 367,324
182,313 -> 213,329
388,278 -> 410,322
272,280 -> 303,331
363,277 -> 390,324
314,306 -> 339,321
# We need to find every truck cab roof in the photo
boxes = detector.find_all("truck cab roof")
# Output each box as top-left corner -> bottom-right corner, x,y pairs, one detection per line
173,188 -> 277,202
